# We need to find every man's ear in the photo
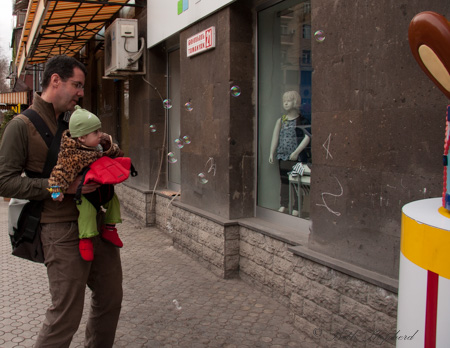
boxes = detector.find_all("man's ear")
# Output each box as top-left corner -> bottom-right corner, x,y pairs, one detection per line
50,73 -> 61,88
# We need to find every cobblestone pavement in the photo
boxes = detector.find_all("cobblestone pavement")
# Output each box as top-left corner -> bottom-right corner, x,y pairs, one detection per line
0,199 -> 320,348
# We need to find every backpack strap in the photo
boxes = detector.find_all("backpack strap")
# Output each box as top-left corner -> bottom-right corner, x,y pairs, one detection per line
22,109 -> 53,148
130,163 -> 138,177
21,109 -> 68,178
74,166 -> 90,204
42,115 -> 68,177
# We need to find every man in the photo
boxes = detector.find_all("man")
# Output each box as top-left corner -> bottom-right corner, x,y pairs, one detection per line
0,55 -> 123,347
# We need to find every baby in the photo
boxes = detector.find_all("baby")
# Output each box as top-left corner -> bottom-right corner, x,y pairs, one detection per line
48,105 -> 124,261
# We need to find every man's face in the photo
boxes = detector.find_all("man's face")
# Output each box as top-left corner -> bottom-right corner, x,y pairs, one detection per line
55,67 -> 85,113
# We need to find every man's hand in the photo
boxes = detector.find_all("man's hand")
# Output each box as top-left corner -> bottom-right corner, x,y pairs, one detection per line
99,134 -> 112,152
65,175 -> 100,195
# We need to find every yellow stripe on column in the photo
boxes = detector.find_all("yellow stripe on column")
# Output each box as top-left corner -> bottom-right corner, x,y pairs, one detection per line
401,212 -> 450,279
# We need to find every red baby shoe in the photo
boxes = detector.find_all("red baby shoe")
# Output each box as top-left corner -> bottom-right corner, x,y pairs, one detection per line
79,238 -> 94,261
101,226 -> 123,248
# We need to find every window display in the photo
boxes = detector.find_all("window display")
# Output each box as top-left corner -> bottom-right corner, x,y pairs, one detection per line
257,0 -> 312,219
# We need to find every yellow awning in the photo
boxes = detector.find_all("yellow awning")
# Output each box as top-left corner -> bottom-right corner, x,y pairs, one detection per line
0,92 -> 28,105
15,0 -> 137,76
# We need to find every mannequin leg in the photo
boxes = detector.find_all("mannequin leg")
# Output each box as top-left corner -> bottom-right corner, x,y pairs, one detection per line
278,160 -> 297,212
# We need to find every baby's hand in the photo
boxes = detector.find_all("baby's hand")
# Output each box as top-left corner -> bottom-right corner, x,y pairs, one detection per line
54,192 -> 64,201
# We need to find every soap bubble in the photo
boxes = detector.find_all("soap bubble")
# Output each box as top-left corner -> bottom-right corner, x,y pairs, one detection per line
173,299 -> 182,310
314,30 -> 325,42
198,173 -> 208,184
149,125 -> 156,133
230,85 -> 241,97
168,152 -> 177,163
163,99 -> 173,109
182,135 -> 191,144
185,102 -> 193,112
174,138 -> 184,149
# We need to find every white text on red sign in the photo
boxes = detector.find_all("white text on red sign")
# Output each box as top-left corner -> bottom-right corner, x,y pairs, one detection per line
187,26 -> 216,57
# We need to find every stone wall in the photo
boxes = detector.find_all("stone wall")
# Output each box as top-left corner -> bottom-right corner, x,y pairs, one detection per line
154,194 -> 240,279
240,226 -> 398,348
139,191 -> 398,347
115,184 -> 154,225
309,0 -> 449,280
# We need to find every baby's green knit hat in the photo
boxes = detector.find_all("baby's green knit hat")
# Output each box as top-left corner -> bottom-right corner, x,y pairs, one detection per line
69,105 -> 102,138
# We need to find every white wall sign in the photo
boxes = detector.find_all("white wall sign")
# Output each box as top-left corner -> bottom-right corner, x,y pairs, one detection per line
186,26 -> 216,57
147,0 -> 236,48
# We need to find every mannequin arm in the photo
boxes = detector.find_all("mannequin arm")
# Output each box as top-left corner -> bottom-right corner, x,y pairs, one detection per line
289,134 -> 311,161
269,119 -> 282,164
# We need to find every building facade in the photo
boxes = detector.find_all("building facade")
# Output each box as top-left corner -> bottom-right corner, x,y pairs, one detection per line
11,0 -> 450,346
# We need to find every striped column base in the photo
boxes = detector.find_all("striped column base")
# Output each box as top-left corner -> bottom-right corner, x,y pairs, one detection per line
398,198 -> 450,348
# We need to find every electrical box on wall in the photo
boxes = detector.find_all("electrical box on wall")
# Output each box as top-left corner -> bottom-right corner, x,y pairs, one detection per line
104,18 -> 139,76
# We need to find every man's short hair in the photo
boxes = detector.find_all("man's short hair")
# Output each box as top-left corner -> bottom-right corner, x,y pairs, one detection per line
42,55 -> 87,90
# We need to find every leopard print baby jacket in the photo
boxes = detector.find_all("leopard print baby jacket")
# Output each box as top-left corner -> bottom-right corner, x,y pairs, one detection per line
48,130 -> 121,192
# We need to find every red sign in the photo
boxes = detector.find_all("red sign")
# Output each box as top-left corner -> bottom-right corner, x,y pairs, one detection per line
187,26 -> 216,57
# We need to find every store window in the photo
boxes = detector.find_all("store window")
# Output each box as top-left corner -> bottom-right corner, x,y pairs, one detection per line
257,0 -> 312,221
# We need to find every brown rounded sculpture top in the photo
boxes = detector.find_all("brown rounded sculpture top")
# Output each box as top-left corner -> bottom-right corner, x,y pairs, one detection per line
408,11 -> 450,99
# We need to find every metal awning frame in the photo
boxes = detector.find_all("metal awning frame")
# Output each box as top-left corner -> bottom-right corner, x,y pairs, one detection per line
16,0 -> 142,77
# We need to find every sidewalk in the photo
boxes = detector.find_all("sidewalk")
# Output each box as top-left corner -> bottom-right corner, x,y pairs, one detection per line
0,199 -> 318,348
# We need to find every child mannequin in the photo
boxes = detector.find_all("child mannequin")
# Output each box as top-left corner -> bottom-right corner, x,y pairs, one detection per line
48,106 -> 124,261
269,91 -> 311,216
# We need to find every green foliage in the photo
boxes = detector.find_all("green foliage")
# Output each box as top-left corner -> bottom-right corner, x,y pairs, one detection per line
0,54 -> 11,93
0,110 -> 15,142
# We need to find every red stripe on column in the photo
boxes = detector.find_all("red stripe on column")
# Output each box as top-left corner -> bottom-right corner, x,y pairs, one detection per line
425,270 -> 439,348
